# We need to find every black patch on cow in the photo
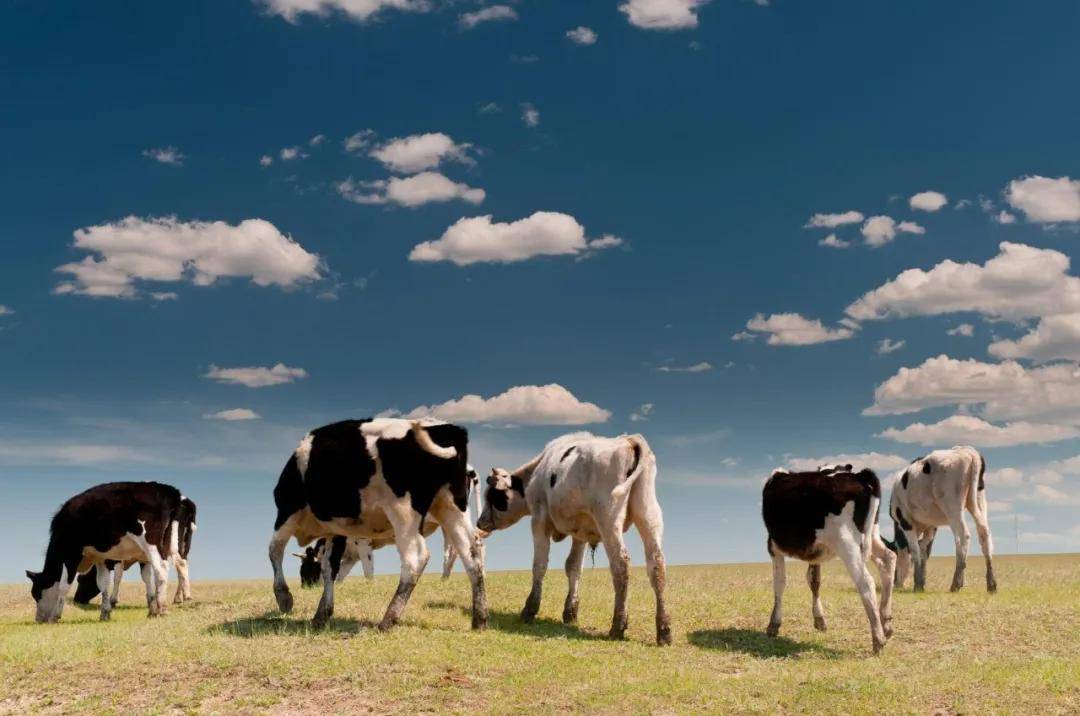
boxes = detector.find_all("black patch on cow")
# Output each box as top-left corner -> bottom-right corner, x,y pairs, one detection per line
894,506 -> 913,532
627,441 -> 642,477
550,473 -> 557,488
560,447 -> 575,462
73,560 -> 119,604
485,485 -> 509,513
300,539 -> 324,588
922,461 -> 932,474
901,473 -> 909,489
766,538 -> 774,557
893,520 -> 909,550
510,475 -> 525,496
978,454 -> 986,491
28,482 -> 184,599
328,535 -> 346,581
761,469 -> 880,561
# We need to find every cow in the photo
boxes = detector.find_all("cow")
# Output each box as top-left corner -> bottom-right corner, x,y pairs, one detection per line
889,446 -> 996,593
294,466 -> 482,586
26,482 -> 192,623
762,467 -> 896,654
268,418 -> 487,630
72,496 -> 198,607
477,432 -> 672,646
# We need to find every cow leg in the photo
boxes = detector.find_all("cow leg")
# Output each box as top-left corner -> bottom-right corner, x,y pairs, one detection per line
313,537 -> 345,628
836,528 -> 887,654
140,563 -> 157,614
946,510 -> 970,592
109,562 -> 123,607
379,507 -> 430,631
96,564 -> 113,621
562,538 -> 586,624
766,545 -> 785,637
921,527 -> 937,559
970,492 -> 997,593
521,515 -> 551,623
904,527 -> 926,592
172,556 -> 191,604
433,501 -> 488,630
600,522 -> 631,640
894,547 -> 911,589
807,564 -> 826,631
335,537 -> 360,583
358,540 -> 374,580
870,532 -> 896,638
268,522 -> 295,613
631,498 -> 671,646
441,540 -> 456,580
147,546 -> 169,617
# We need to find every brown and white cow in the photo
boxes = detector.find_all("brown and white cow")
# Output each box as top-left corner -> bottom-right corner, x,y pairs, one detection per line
478,432 -> 671,645
762,467 -> 896,654
889,446 -> 996,593
269,418 -> 486,630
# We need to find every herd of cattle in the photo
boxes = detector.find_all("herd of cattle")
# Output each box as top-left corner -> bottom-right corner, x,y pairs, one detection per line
24,417 -> 997,653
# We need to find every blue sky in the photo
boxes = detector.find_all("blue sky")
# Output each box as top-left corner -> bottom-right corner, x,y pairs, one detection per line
2,0 -> 1080,582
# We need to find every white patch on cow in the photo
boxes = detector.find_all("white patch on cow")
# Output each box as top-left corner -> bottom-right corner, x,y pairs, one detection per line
364,434 -> 380,462
169,520 -> 180,557
295,434 -> 314,476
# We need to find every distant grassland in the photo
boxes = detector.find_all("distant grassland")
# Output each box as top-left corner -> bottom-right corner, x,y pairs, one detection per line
1,554 -> 1077,714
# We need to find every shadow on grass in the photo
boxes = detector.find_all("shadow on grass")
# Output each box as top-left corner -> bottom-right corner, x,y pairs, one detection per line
209,611 -> 368,638
687,628 -> 840,658
424,601 -> 607,641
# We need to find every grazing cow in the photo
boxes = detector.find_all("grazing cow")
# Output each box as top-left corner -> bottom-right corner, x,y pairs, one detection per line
72,496 -> 198,606
26,482 -> 191,623
269,418 -> 487,630
889,446 -> 996,593
762,467 -> 896,654
477,432 -> 671,646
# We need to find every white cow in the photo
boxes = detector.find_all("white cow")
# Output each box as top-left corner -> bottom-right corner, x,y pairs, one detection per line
478,432 -> 671,645
889,446 -> 996,593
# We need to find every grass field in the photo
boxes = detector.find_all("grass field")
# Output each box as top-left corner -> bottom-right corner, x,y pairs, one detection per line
1,554 -> 1077,714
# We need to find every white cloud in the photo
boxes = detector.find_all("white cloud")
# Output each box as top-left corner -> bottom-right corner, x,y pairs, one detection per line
1004,175 -> 1080,223
408,211 -> 620,266
804,210 -> 864,229
909,191 -> 948,212
0,305 -> 13,316
995,210 -> 1017,225
142,146 -> 186,166
897,220 -> 925,235
986,467 -> 1024,487
478,102 -> 501,115
877,415 -> 1080,448
947,323 -> 974,337
521,103 -> 540,128
343,129 -> 375,154
741,312 -> 855,346
53,216 -> 322,299
620,0 -> 708,30
0,442 -> 150,466
846,242 -> 1080,323
205,363 -> 308,388
787,452 -> 909,474
405,383 -> 610,425
257,0 -> 432,24
630,403 -> 654,422
876,338 -> 906,355
279,146 -> 307,161
990,313 -> 1080,362
458,4 -> 517,30
1021,524 -> 1080,545
150,291 -> 178,301
336,172 -> 485,208
203,408 -> 261,421
566,26 -> 598,45
369,133 -> 474,173
1016,485 -> 1080,507
259,155 -> 274,167
861,215 -> 922,247
658,361 -> 712,373
308,134 -> 326,146
818,233 -> 851,248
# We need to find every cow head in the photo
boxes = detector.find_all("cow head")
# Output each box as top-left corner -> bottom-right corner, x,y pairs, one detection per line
26,570 -> 64,623
476,468 -> 529,533
295,544 -> 323,588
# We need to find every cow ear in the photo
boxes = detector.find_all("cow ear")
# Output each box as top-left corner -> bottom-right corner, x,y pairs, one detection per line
25,570 -> 38,581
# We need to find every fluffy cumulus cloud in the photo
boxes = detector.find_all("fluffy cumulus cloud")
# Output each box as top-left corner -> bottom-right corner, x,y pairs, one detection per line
909,191 -> 948,212
343,129 -> 375,154
408,211 -> 621,266
630,403 -> 654,422
369,133 -> 474,174
458,4 -> 517,30
658,361 -> 712,373
948,323 -> 974,337
878,415 -> 1080,448
990,313 -> 1080,362
1004,175 -> 1080,223
203,408 -> 261,421
566,26 -> 598,45
740,313 -> 854,346
53,216 -> 322,299
257,0 -> 431,24
819,234 -> 851,249
336,172 -> 484,208
620,0 -> 709,30
404,384 -> 611,425
142,146 -> 185,166
860,216 -> 922,247
846,242 -> 1080,323
204,363 -> 308,388
787,452 -> 909,474
804,210 -> 864,229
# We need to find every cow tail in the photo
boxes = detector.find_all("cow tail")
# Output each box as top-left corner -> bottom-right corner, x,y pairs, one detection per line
612,435 -> 652,500
862,495 -> 879,559
411,422 -> 458,460
966,448 -> 989,521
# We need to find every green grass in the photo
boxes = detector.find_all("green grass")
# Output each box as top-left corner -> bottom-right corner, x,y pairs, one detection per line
1,554 -> 1078,714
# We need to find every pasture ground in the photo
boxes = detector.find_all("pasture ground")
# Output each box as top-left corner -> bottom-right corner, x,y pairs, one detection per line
1,554 -> 1077,714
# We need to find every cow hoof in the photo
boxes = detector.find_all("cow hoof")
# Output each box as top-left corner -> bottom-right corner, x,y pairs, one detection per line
472,613 -> 488,631
109,599 -> 119,608
814,617 -> 827,632
312,612 -> 329,629
882,621 -> 893,639
766,622 -> 780,637
274,588 -> 294,614
656,626 -> 673,646
987,579 -> 998,593
950,582 -> 962,593
520,608 -> 537,624
99,612 -> 111,622
608,625 -> 627,640
562,608 -> 578,625
377,619 -> 395,632
872,639 -> 885,655
913,585 -> 925,593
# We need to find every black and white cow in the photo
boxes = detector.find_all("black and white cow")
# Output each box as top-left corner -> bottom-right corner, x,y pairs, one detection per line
72,496 -> 198,607
26,482 -> 192,623
762,467 -> 896,654
478,432 -> 671,645
269,418 -> 487,630
890,446 -> 996,593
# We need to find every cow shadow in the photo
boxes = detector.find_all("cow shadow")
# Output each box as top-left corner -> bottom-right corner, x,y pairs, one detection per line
687,628 -> 840,658
210,611 -> 366,638
425,602 -> 607,641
